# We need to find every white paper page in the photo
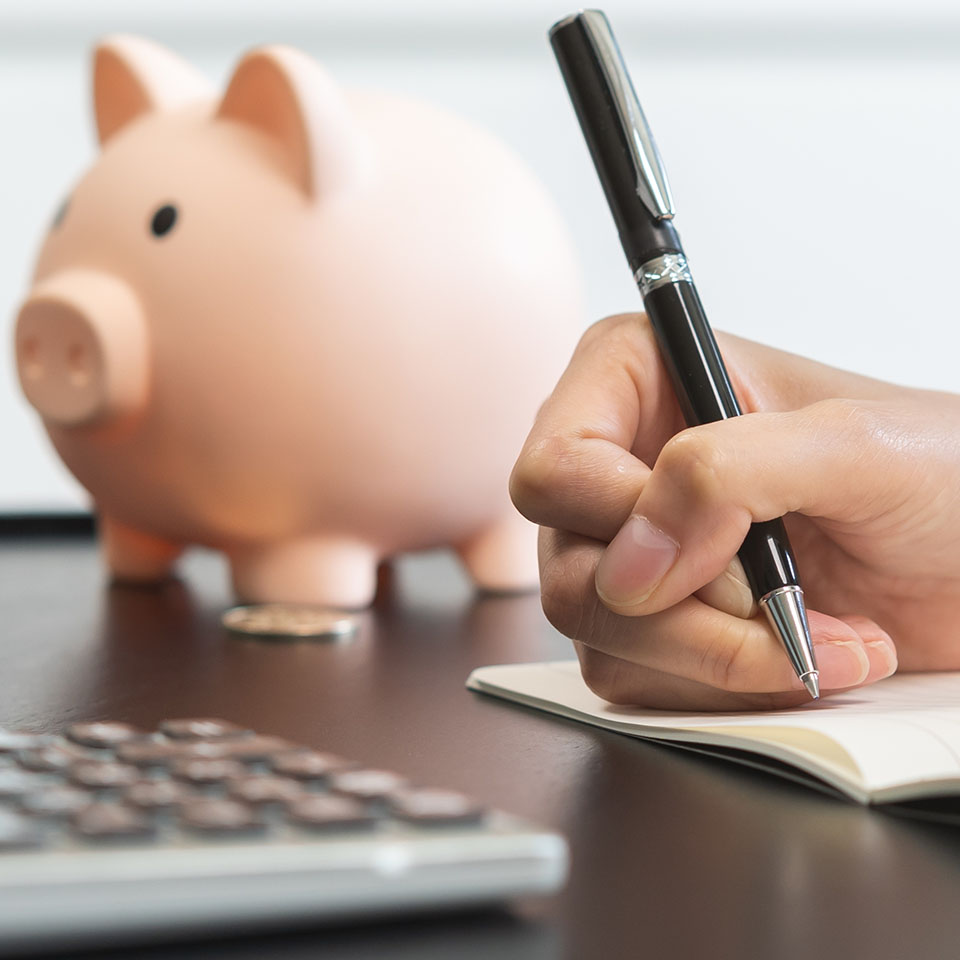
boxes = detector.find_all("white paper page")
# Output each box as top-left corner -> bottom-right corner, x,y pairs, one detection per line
468,662 -> 960,800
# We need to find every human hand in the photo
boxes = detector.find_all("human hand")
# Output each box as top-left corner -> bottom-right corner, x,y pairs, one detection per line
510,314 -> 960,710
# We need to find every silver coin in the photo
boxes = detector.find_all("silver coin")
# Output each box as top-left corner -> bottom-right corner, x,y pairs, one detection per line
221,604 -> 357,640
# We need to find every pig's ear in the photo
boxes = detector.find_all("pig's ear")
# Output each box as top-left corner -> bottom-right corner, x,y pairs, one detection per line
216,47 -> 364,199
93,35 -> 211,146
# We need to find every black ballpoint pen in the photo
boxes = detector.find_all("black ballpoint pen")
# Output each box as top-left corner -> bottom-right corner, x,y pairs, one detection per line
549,10 -> 820,700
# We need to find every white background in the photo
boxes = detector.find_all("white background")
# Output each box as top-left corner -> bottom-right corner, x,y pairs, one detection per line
2,0 -> 960,511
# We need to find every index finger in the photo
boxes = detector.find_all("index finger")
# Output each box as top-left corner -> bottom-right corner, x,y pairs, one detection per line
510,313 -> 684,541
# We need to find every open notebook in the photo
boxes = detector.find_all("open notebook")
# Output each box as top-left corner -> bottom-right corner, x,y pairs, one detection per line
467,661 -> 960,807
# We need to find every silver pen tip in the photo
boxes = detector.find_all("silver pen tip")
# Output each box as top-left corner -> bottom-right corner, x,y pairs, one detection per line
801,672 -> 820,700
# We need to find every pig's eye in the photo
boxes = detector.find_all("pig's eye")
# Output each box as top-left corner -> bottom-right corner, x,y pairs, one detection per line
51,196 -> 69,229
150,204 -> 178,238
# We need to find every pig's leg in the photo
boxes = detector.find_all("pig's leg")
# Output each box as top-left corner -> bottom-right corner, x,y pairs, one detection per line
99,514 -> 184,582
456,512 -> 540,593
228,538 -> 379,608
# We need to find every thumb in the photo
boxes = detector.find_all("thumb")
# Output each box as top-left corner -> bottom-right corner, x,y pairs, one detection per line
594,398 -> 897,615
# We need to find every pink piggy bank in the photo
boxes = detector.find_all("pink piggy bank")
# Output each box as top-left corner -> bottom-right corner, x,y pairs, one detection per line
14,37 -> 584,607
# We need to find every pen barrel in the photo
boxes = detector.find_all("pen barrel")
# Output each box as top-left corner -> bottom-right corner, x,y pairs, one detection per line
550,17 -> 681,266
642,280 -> 801,595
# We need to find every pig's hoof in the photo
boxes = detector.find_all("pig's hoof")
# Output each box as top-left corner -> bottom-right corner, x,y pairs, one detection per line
457,515 -> 540,593
228,539 -> 378,609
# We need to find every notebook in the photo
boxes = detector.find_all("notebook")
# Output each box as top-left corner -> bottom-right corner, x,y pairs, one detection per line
467,661 -> 960,807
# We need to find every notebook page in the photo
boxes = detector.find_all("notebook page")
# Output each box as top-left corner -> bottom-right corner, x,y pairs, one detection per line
467,661 -> 960,802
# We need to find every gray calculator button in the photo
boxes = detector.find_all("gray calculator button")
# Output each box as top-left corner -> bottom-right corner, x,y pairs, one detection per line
388,788 -> 485,826
73,804 -> 155,841
18,743 -> 101,772
159,719 -> 252,740
286,795 -> 376,830
20,785 -> 94,818
0,769 -> 47,799
0,731 -> 51,753
171,758 -> 247,785
270,751 -> 352,781
226,775 -> 303,806
67,722 -> 145,749
180,798 -> 264,834
330,769 -> 408,801
124,779 -> 195,810
0,809 -> 43,849
70,762 -> 140,789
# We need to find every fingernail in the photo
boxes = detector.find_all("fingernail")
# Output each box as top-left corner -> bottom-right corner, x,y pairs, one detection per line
814,640 -> 870,689
596,514 -> 679,606
865,638 -> 898,678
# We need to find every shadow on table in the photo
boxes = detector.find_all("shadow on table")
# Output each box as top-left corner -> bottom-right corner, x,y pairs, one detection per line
33,908 -> 558,960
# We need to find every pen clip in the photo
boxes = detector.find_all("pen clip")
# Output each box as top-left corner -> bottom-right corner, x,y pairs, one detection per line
578,10 -> 675,221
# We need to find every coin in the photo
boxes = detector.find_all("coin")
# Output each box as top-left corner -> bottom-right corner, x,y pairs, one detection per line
221,604 -> 357,640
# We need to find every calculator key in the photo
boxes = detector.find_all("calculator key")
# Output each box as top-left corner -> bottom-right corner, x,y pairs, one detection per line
0,809 -> 43,849
124,779 -> 196,811
286,795 -> 377,830
330,769 -> 408,801
0,769 -> 48,799
0,730 -> 51,753
159,718 -> 252,740
197,736 -> 298,762
171,758 -> 247,785
67,722 -> 145,749
389,789 -> 485,826
179,798 -> 264,834
20,785 -> 93,818
115,741 -> 185,767
18,743 -> 102,772
70,762 -> 140,789
270,751 -> 352,781
73,804 -> 155,841
227,775 -> 303,806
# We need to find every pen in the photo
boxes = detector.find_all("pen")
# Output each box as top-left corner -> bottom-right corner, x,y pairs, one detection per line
549,10 -> 820,700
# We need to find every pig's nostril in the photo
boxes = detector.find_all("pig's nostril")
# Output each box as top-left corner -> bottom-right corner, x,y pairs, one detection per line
67,342 -> 91,388
20,337 -> 43,380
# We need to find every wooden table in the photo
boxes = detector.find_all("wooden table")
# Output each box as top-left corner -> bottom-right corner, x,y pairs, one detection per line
2,526 -> 960,959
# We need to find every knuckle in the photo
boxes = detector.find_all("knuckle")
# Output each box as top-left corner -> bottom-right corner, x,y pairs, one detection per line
695,620 -> 754,692
657,429 -> 728,503
577,647 -> 636,705
804,397 -> 878,439
538,540 -> 594,640
510,435 -> 569,519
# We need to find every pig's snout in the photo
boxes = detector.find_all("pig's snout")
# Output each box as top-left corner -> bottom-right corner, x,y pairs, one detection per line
15,270 -> 149,427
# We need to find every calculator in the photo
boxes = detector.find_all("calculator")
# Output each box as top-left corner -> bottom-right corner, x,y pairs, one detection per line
0,719 -> 567,953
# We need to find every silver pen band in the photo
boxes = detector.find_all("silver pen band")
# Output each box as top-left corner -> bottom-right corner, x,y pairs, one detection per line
634,253 -> 693,297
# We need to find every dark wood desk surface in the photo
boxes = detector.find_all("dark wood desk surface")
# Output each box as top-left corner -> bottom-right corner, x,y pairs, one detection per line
3,530 -> 960,960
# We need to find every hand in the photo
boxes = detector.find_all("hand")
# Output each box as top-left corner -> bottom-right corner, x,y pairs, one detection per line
510,313 -> 960,710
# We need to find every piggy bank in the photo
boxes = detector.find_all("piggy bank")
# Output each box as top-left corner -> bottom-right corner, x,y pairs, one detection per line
13,37 -> 584,607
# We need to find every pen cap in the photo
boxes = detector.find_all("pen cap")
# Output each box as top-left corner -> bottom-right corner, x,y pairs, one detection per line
550,10 -> 681,270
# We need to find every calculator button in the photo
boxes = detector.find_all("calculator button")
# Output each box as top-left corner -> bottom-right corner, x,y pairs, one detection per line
69,762 -> 140,790
18,743 -> 102,772
124,780 -> 195,811
388,789 -> 485,826
0,731 -> 51,753
0,809 -> 43,850
20,785 -> 94,818
198,736 -> 298,762
115,741 -> 186,767
171,758 -> 247,785
0,769 -> 48,799
159,719 -> 252,740
73,804 -> 155,841
179,798 -> 264,834
227,775 -> 303,806
66,722 -> 145,749
270,751 -> 352,781
330,769 -> 408,801
286,795 -> 376,830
